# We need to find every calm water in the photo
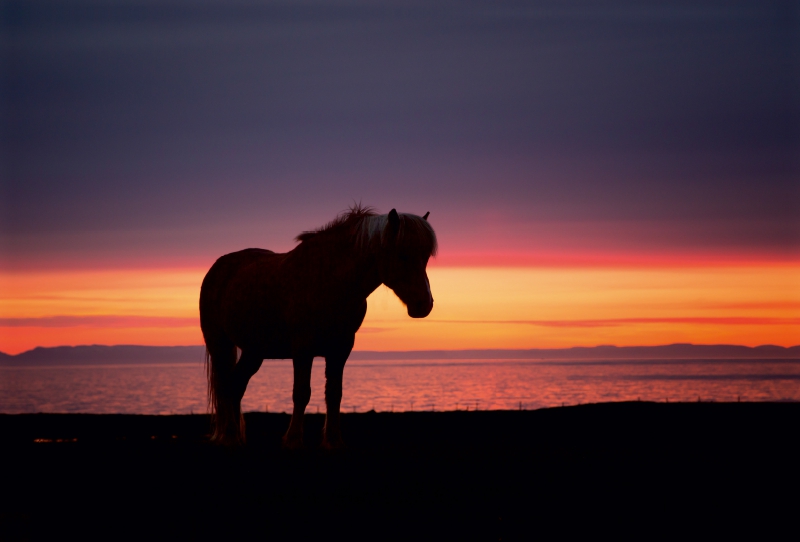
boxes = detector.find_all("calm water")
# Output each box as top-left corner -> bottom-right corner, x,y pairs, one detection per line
1,358 -> 799,415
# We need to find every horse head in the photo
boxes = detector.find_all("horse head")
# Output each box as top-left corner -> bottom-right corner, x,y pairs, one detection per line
378,209 -> 436,318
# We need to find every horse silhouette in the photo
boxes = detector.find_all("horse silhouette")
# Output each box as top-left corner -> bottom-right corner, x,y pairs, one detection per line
199,206 -> 437,448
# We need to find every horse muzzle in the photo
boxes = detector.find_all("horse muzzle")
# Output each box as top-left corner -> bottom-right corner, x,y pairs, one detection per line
407,297 -> 433,318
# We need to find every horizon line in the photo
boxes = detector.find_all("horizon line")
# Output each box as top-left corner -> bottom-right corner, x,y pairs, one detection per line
4,258 -> 799,274
3,342 -> 799,358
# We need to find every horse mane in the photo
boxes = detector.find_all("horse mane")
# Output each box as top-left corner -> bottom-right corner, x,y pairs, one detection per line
295,204 -> 437,256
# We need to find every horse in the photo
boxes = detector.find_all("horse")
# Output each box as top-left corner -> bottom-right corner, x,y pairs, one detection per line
199,206 -> 437,448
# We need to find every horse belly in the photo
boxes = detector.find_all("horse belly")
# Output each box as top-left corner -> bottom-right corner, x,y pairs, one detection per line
252,324 -> 293,359
216,252 -> 368,361
223,302 -> 294,359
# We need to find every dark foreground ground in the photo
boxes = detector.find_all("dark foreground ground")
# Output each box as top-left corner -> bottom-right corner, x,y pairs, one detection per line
2,402 -> 799,541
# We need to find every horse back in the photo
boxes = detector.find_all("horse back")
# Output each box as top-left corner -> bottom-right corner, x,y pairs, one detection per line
200,249 -> 284,341
200,246 -> 367,359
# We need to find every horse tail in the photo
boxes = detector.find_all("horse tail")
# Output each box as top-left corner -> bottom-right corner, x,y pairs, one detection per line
206,341 -> 245,445
201,250 -> 265,445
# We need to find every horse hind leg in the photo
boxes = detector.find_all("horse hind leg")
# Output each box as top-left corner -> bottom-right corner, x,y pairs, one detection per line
208,345 -> 262,446
206,340 -> 239,445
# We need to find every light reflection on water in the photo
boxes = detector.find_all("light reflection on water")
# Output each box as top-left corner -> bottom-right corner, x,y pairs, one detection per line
1,358 -> 799,415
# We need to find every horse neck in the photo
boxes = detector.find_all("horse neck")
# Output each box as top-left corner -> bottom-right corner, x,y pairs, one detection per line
303,237 -> 383,300
345,244 -> 383,299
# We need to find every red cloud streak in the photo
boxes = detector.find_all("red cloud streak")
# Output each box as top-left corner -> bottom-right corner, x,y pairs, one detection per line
433,317 -> 800,328
0,316 -> 198,328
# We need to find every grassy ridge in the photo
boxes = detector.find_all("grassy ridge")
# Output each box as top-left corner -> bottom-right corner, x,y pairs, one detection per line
2,402 -> 799,540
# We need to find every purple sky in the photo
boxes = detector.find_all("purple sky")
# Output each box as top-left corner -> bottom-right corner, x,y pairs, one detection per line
2,0 -> 798,269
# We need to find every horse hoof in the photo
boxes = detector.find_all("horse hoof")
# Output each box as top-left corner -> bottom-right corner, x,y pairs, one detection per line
281,435 -> 305,451
210,433 -> 245,448
321,438 -> 347,453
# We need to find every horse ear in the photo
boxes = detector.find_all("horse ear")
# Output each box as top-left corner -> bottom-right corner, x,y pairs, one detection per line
387,209 -> 400,237
422,212 -> 429,220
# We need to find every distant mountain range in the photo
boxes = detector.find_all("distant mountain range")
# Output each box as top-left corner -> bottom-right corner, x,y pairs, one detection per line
1,343 -> 798,366
0,345 -> 207,366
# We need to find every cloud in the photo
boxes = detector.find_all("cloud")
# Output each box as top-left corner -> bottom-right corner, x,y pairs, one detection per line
433,317 -> 800,328
0,316 -> 198,328
358,327 -> 395,333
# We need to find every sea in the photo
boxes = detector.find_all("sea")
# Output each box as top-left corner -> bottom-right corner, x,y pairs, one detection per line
2,357 -> 799,415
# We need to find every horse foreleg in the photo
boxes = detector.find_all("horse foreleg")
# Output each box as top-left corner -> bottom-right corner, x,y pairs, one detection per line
282,356 -> 313,450
322,354 -> 347,450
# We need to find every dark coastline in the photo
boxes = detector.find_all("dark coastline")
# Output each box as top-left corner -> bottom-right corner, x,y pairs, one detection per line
2,403 -> 799,540
3,343 -> 799,365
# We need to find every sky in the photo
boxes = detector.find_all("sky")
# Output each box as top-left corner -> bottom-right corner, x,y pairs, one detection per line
1,0 -> 798,354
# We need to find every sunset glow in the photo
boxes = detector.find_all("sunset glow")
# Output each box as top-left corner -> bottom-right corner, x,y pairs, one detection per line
0,269 -> 203,353
2,263 -> 797,355
359,265 -> 800,350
